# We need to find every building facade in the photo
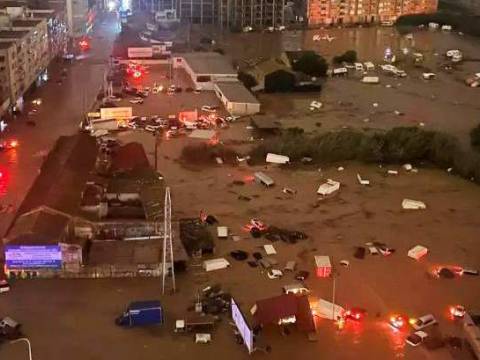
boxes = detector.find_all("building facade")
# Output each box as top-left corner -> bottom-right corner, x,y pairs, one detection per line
218,0 -> 286,29
0,20 -> 49,108
308,0 -> 438,26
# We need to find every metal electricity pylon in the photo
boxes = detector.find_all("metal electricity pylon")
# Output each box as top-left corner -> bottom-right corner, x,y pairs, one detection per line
162,186 -> 175,294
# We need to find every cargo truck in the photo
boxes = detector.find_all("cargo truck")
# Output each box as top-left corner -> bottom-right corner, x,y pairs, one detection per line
115,300 -> 164,327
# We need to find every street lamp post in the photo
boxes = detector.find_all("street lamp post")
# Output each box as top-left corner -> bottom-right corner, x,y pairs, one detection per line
10,338 -> 32,360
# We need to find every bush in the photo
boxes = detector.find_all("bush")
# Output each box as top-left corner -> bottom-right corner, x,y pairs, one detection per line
381,127 -> 434,163
333,50 -> 358,64
265,70 -> 295,93
181,144 -> 238,166
291,51 -> 328,77
470,124 -> 480,150
238,71 -> 257,89
249,127 -> 480,184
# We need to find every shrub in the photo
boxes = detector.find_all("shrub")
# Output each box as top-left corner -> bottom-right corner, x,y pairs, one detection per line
181,144 -> 238,165
238,71 -> 257,89
381,127 -> 434,163
249,127 -> 480,184
265,70 -> 295,93
470,124 -> 480,150
291,51 -> 328,77
333,50 -> 358,64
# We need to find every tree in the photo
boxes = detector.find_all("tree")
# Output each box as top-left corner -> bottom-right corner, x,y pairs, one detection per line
333,50 -> 358,64
265,70 -> 295,93
291,51 -> 328,77
471,124 -> 480,151
238,71 -> 257,89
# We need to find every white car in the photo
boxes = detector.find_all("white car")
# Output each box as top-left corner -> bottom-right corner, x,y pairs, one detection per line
422,73 -> 436,80
380,64 -> 397,73
0,279 -> 10,293
406,331 -> 428,347
411,314 -> 437,330
267,269 -> 283,279
243,26 -> 253,32
145,125 -> 161,132
393,69 -> 407,77
201,105 -> 218,113
446,49 -> 461,58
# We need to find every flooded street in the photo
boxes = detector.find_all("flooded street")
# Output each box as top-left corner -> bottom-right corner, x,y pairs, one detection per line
221,26 -> 480,66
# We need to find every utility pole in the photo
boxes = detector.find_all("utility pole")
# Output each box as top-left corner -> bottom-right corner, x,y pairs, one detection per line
153,130 -> 162,171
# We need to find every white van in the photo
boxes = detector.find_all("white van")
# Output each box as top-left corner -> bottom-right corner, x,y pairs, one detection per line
333,67 -> 348,76
283,283 -> 310,295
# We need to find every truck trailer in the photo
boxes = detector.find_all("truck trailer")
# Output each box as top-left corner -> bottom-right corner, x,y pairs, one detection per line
115,300 -> 164,327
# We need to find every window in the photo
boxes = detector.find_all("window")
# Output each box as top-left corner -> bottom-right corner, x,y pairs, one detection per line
196,75 -> 211,82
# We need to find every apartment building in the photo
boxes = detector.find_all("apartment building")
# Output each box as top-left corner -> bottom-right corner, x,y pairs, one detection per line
0,19 -> 49,109
178,0 -> 217,24
218,0 -> 286,29
154,0 -> 286,28
64,0 -> 94,37
0,4 -> 68,59
308,0 -> 438,26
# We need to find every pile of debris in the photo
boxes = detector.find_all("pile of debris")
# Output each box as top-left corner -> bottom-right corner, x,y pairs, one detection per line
190,284 -> 232,316
264,226 -> 308,244
243,219 -> 308,244
180,218 -> 215,256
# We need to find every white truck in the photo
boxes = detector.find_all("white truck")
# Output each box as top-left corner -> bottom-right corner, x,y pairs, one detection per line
311,299 -> 345,320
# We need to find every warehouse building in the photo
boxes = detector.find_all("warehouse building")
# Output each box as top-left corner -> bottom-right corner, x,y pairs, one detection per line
214,81 -> 260,116
173,52 -> 238,90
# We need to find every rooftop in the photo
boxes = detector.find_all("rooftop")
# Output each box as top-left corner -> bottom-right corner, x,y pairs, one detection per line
215,82 -> 259,104
6,206 -> 71,246
111,142 -> 150,172
0,30 -> 29,38
88,221 -> 188,265
180,52 -> 237,75
12,134 -> 98,220
10,18 -> 42,26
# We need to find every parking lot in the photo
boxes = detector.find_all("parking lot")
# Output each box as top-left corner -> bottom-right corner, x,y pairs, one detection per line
110,64 -> 225,120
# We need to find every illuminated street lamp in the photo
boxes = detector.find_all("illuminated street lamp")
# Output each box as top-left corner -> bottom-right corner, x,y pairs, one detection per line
10,338 -> 32,360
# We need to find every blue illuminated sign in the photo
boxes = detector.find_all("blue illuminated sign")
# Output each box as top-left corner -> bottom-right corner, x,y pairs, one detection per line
5,245 -> 62,269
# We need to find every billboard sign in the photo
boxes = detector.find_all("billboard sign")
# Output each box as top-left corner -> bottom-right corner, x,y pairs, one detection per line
231,297 -> 254,354
5,245 -> 62,269
127,47 -> 153,59
100,107 -> 132,120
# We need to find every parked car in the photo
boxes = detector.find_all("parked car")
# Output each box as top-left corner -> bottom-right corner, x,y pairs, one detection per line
406,331 -> 428,346
410,314 -> 437,330
0,279 -> 10,293
129,99 -> 144,104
